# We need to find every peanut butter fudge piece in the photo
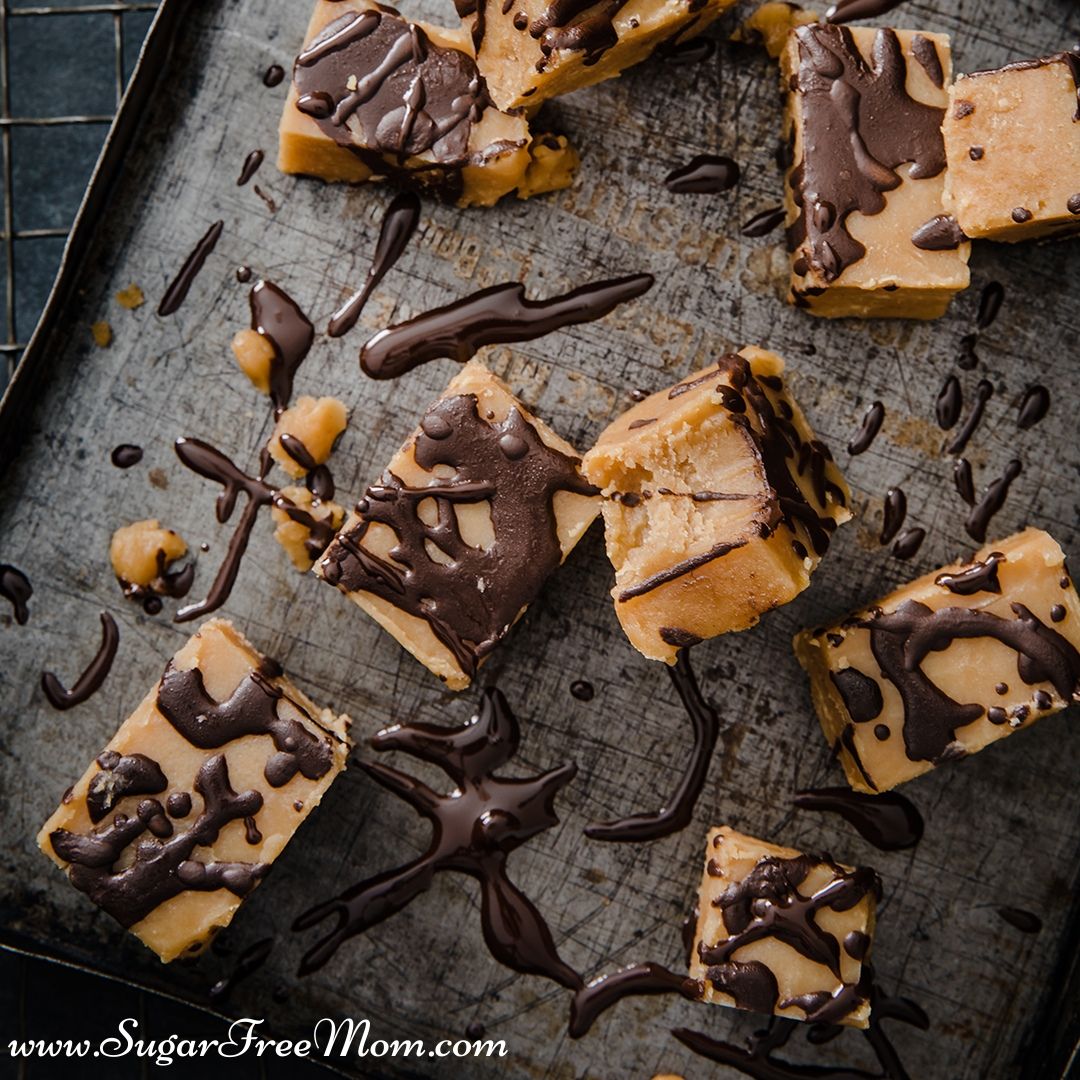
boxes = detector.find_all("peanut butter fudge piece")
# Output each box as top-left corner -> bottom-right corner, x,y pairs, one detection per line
39,619 -> 349,962
316,360 -> 599,690
460,0 -> 736,112
782,25 -> 970,318
278,0 -> 578,208
581,348 -> 851,664
794,528 -> 1080,794
689,826 -> 879,1027
942,53 -> 1080,242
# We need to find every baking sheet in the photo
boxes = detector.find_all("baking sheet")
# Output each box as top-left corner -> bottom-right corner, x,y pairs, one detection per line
1,0 -> 1079,1076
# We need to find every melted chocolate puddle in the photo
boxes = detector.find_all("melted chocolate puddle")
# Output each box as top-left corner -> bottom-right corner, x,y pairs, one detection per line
0,564 -> 32,624
41,613 -> 119,710
328,191 -> 421,337
664,155 -> 740,195
110,444 -> 143,468
585,649 -> 719,842
210,937 -> 275,1001
569,963 -> 700,1038
848,401 -> 884,455
158,221 -> 224,317
794,787 -> 923,851
358,274 -> 653,380
293,688 -> 581,988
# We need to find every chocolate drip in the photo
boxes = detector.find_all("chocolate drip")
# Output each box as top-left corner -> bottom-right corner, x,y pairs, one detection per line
787,26 -> 946,283
912,214 -> 966,251
831,668 -> 882,723
826,0 -> 907,23
321,392 -> 595,680
953,458 -> 975,505
996,906 -> 1042,934
966,459 -> 1021,543
880,487 -> 906,545
118,546 -> 195,616
585,649 -> 718,842
945,378 -> 992,455
263,64 -> 285,87
210,938 -> 274,1001
957,333 -> 979,371
935,551 -> 1004,596
892,527 -> 925,561
570,679 -> 594,701
526,0 -> 632,63
41,613 -> 119,711
110,444 -> 143,468
742,206 -> 786,237
294,688 -> 581,988
237,149 -> 265,186
794,788 -> 923,851
0,564 -> 32,625
618,540 -> 748,601
865,599 -> 1080,764
977,281 -> 1005,329
328,190 -> 421,337
248,280 -> 315,412
1017,385 -> 1050,430
50,755 -> 268,929
568,963 -> 700,1039
358,274 -> 653,380
86,751 -> 168,824
664,155 -> 740,195
158,221 -> 224,317
935,375 -> 962,430
156,660 -> 334,788
236,265 -> 252,283
847,401 -> 884,455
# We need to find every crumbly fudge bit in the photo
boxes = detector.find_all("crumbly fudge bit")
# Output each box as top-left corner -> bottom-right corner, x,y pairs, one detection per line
269,396 -> 348,479
232,327 -> 275,394
733,2 -> 817,60
460,0 -> 736,112
689,826 -> 879,1027
278,0 -> 579,208
942,53 -> 1080,242
794,528 -> 1080,794
316,360 -> 599,690
110,520 -> 187,589
272,485 -> 346,571
782,25 -> 970,318
581,348 -> 851,664
38,619 -> 349,962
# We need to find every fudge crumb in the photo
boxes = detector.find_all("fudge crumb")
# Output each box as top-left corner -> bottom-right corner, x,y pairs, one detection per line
148,467 -> 169,490
91,321 -> 113,347
115,284 -> 146,310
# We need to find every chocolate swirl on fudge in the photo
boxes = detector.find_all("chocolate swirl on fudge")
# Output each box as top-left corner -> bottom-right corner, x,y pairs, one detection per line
786,25 -> 947,283
50,755 -> 269,928
321,392 -> 596,680
699,852 -> 881,1024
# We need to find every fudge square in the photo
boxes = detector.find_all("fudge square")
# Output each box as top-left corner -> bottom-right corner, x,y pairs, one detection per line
782,25 -> 970,319
943,53 -> 1080,242
689,826 -> 880,1027
278,0 -> 578,207
794,528 -> 1080,794
39,619 -> 349,962
581,348 -> 851,664
461,0 -> 736,112
317,360 -> 599,691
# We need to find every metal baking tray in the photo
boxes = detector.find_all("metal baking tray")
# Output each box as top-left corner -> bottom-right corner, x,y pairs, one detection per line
1,0 -> 1078,1076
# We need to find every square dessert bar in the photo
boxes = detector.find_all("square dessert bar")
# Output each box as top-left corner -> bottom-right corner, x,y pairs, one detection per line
582,347 -> 851,664
782,25 -> 970,318
278,0 -> 578,207
794,528 -> 1080,794
943,53 -> 1080,241
317,360 -> 599,691
689,826 -> 880,1027
39,619 -> 349,962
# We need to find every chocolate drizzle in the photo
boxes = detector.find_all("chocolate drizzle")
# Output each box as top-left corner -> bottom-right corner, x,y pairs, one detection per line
996,906 -> 1042,934
935,551 -> 1004,596
880,487 -> 906,545
328,191 -> 421,337
568,963 -> 700,1039
110,444 -> 144,468
912,214 -> 966,251
664,155 -> 740,195
158,221 -> 224,317
237,149 -> 265,186
976,281 -> 1005,330
210,937 -> 275,1001
1017,385 -> 1050,430
794,788 -> 923,851
51,755 -> 268,929
86,751 -> 168,824
41,613 -> 120,711
294,688 -> 581,987
826,0 -> 907,23
0,564 -> 32,624
787,26 -> 946,283
892,527 -> 925,561
585,649 -> 718,842
945,378 -> 992,455
966,459 -> 1021,543
321,392 -> 595,680
953,458 -> 975,505
248,280 -> 315,412
263,64 -> 285,87
742,206 -> 786,237
358,274 -> 653,380
935,375 -> 962,430
847,401 -> 884,455
524,0 -> 635,63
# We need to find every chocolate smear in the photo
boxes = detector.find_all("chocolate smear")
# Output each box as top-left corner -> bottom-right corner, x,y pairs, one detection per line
1017,385 -> 1050,430
794,787 -> 923,851
568,963 -> 700,1039
110,444 -> 143,468
976,281 -> 1005,329
742,206 -> 786,237
913,213 -> 966,252
996,906 -> 1042,934
880,487 -> 906,545
966,459 -> 1021,543
158,221 -> 224,317
826,0 -> 908,23
935,375 -> 962,430
210,937 -> 275,1001
0,564 -> 32,625
957,332 -> 979,371
953,458 -> 975,505
237,149 -> 265,186
248,280 -> 315,412
945,378 -> 992,455
664,154 -> 740,195
848,400 -> 884,455
892,527 -> 925,561
935,551 -> 1004,596
41,613 -> 119,711
358,274 -> 653,380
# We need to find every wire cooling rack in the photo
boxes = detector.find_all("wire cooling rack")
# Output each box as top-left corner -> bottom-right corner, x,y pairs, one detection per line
0,0 -> 158,385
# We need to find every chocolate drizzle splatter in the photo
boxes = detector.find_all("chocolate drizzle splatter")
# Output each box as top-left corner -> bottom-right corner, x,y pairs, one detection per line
568,963 -> 700,1038
935,551 -> 1004,596
945,378 -> 992,455
237,149 -> 265,186
110,444 -> 143,468
41,613 -> 120,711
293,687 -> 581,987
263,64 -> 285,87
848,401 -> 884,455
794,788 -> 923,851
826,0 -> 908,23
0,564 -> 32,625
966,459 -> 1021,543
664,155 -> 740,195
996,906 -> 1042,934
358,274 -> 653,380
158,221 -> 224,317
742,206 -> 786,237
880,487 -> 906,545
1017,385 -> 1050,430
935,375 -> 962,430
976,281 -> 1005,330
570,679 -> 594,701
248,280 -> 315,412
953,458 -> 975,506
210,937 -> 275,1001
892,527 -> 925,561
86,751 -> 168,824
912,214 -> 967,251
320,391 -> 595,681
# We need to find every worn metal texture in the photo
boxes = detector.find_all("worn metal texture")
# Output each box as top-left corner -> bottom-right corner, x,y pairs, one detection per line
1,0 -> 1078,1076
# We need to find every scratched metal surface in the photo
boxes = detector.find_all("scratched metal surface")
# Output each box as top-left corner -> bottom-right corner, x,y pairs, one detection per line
1,0 -> 1079,1076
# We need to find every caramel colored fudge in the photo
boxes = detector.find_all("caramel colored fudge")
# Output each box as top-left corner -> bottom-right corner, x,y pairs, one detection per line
943,54 -> 1080,242
460,0 -> 736,112
269,396 -> 348,479
316,360 -> 599,690
689,826 -> 879,1027
278,0 -> 578,208
733,2 -> 817,60
581,348 -> 851,664
782,25 -> 970,318
794,528 -> 1080,794
39,619 -> 349,962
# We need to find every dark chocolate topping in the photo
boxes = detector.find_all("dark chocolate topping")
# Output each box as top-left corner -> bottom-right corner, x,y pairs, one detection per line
996,906 -> 1042,934
935,551 -> 1004,596
158,221 -> 224,317
848,400 -> 884,455
294,687 -> 581,988
945,378 -> 992,456
568,963 -> 700,1039
664,154 -> 740,195
787,26 -> 946,283
524,0 -> 634,63
794,787 -> 923,851
237,149 -> 265,187
248,280 -> 315,412
912,214 -> 967,251
826,0 -> 907,23
358,274 -> 653,380
321,392 -> 594,680
110,444 -> 144,468
910,34 -> 944,88
0,564 -> 32,625
1017,385 -> 1050,430
880,487 -> 906,545
41,612 -> 119,711
830,667 -> 883,723
935,375 -> 962,430
86,751 -> 168,824
966,459 -> 1021,543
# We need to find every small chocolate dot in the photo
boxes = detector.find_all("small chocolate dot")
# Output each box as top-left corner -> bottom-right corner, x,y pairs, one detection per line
1051,604 -> 1066,623
988,707 -> 1008,725
969,146 -> 984,161
1034,690 -> 1052,710
1011,207 -> 1033,224
953,100 -> 975,119
873,724 -> 890,742
994,682 -> 1009,696
1068,194 -> 1080,215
